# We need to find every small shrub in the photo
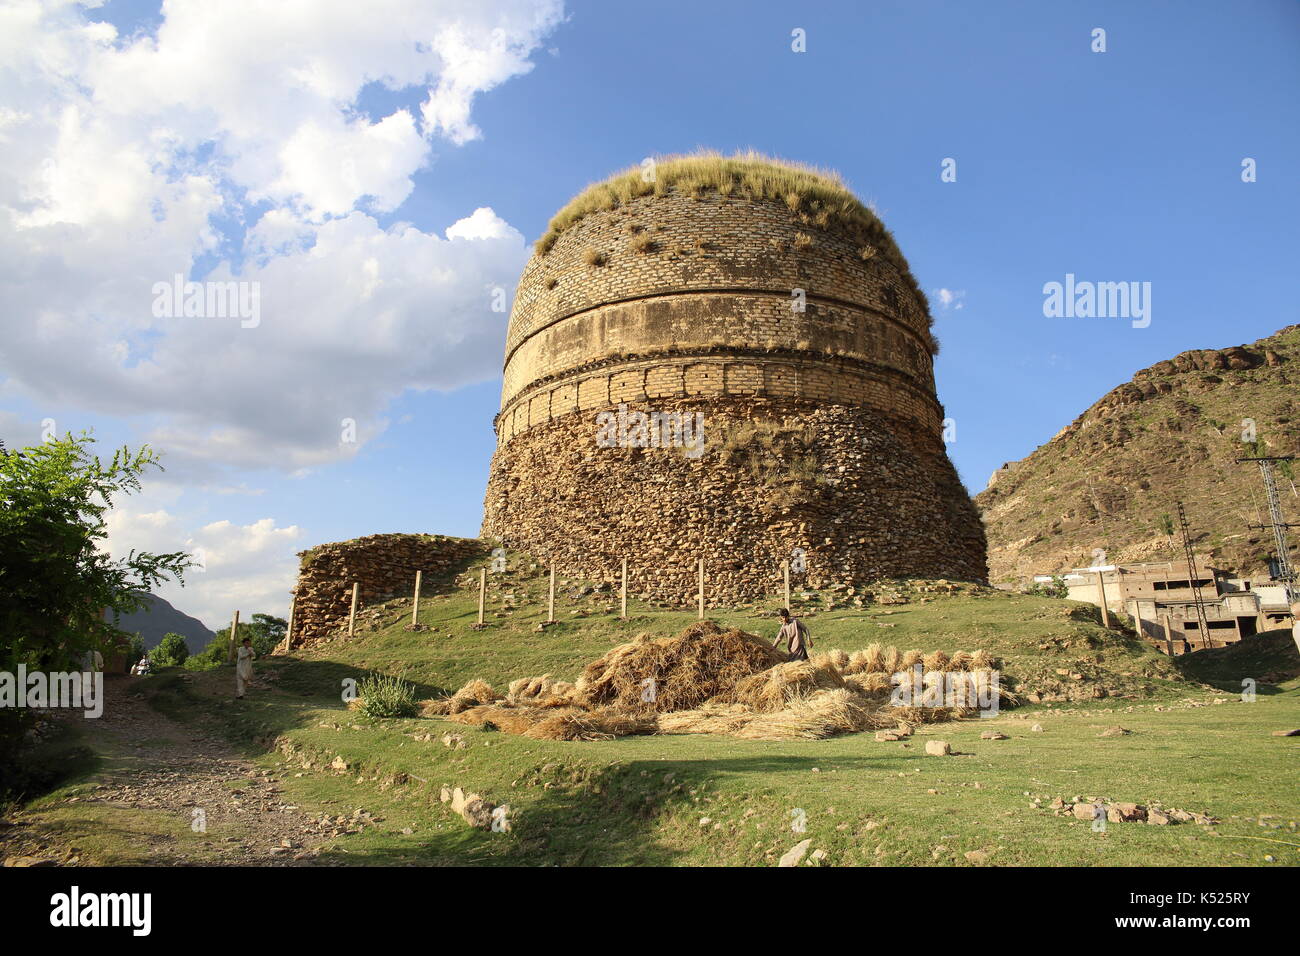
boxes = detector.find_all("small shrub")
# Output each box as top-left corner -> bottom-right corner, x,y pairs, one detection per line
630,233 -> 656,254
357,673 -> 418,719
793,231 -> 813,250
583,248 -> 606,267
545,277 -> 558,289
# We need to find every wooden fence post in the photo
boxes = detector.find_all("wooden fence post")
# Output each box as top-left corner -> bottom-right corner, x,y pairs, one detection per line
227,609 -> 240,662
620,557 -> 628,620
478,568 -> 487,625
548,563 -> 556,624
1095,570 -> 1110,627
698,558 -> 705,620
348,583 -> 359,636
412,570 -> 423,627
284,598 -> 295,650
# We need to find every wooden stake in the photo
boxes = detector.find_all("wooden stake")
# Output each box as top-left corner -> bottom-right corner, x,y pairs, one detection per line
698,558 -> 705,620
783,559 -> 791,611
348,582 -> 359,636
1161,612 -> 1174,656
284,597 -> 296,651
227,610 -> 240,662
412,570 -> 423,627
620,557 -> 628,620
478,568 -> 487,625
548,563 -> 556,623
1095,570 -> 1110,627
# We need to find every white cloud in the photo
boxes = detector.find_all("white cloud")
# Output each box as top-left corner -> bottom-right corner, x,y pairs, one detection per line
933,288 -> 966,311
105,496 -> 303,628
0,0 -> 561,473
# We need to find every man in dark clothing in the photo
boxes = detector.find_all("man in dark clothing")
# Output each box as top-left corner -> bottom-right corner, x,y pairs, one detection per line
773,608 -> 811,661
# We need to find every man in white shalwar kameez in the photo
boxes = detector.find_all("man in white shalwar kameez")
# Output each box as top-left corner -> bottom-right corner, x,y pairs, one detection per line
235,637 -> 256,698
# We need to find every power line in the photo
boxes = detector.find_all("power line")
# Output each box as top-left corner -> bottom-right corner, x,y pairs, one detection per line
1235,455 -> 1297,602
1176,501 -> 1213,649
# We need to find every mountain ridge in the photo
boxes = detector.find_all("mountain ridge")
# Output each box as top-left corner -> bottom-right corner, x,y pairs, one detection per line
976,324 -> 1300,584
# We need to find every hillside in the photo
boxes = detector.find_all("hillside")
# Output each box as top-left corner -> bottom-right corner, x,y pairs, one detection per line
114,593 -> 214,654
10,554 -> 1297,868
976,324 -> 1300,585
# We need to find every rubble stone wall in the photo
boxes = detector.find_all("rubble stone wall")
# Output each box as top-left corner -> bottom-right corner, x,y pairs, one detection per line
289,534 -> 486,645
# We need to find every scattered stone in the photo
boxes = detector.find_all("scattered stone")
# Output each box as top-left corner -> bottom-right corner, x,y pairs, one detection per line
1099,725 -> 1132,737
925,740 -> 951,756
980,731 -> 1008,740
1031,724 -> 1044,732
778,839 -> 812,868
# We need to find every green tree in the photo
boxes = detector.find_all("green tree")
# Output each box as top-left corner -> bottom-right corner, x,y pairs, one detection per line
211,613 -> 286,658
0,433 -> 191,671
0,433 -> 191,791
151,632 -> 190,667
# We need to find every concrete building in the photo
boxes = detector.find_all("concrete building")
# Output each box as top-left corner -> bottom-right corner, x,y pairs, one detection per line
1037,560 -> 1284,654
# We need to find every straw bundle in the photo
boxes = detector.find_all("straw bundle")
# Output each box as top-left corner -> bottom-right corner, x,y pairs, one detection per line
900,649 -> 923,669
448,703 -> 555,735
882,646 -> 901,674
523,707 -> 658,741
922,650 -> 950,673
733,689 -> 882,741
657,702 -> 757,736
726,659 -> 845,712
948,651 -> 973,672
447,679 -> 501,714
813,649 -> 850,673
844,671 -> 895,699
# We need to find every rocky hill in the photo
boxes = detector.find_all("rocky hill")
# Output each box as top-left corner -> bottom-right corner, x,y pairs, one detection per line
976,324 -> 1300,585
114,593 -> 214,654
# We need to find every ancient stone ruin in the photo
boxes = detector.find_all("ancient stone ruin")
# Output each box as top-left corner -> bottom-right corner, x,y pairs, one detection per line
482,154 -> 987,604
288,533 -> 484,646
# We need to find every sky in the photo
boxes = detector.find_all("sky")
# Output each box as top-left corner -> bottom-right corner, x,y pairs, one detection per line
1,0 -> 1297,629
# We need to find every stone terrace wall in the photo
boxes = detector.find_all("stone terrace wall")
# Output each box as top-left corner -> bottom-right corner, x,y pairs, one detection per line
289,534 -> 486,646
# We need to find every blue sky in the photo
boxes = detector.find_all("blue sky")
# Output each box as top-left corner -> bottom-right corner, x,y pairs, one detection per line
3,0 -> 1297,626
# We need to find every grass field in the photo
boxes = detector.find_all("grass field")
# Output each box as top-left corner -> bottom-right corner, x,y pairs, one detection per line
11,565 -> 1296,868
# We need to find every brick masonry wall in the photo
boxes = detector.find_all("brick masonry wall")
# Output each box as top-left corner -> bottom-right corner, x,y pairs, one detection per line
482,185 -> 987,603
289,534 -> 486,645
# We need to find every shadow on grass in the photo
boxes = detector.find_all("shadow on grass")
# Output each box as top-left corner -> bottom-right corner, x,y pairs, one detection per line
1171,629 -> 1300,693
314,752 -> 890,867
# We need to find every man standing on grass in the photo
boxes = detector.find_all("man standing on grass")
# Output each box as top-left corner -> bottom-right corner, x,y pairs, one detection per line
774,608 -> 812,661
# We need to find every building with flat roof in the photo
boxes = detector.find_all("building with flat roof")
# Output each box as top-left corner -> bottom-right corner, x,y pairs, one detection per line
1035,560 -> 1290,655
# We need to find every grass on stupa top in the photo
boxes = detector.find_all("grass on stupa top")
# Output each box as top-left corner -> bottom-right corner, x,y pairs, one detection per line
534,151 -> 931,322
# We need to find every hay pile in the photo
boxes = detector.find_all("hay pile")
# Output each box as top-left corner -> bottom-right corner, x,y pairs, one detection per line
426,623 -> 1008,743
576,620 -> 786,710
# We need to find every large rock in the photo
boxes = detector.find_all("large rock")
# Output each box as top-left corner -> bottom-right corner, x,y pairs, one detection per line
778,839 -> 813,868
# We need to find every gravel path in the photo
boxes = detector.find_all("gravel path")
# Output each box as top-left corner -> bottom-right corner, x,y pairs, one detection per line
1,674 -> 332,866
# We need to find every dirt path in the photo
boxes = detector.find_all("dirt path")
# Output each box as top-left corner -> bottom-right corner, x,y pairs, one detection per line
0,674 -> 331,866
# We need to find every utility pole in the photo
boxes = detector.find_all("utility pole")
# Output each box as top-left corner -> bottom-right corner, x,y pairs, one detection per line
1176,502 -> 1213,649
1235,455 -> 1298,602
